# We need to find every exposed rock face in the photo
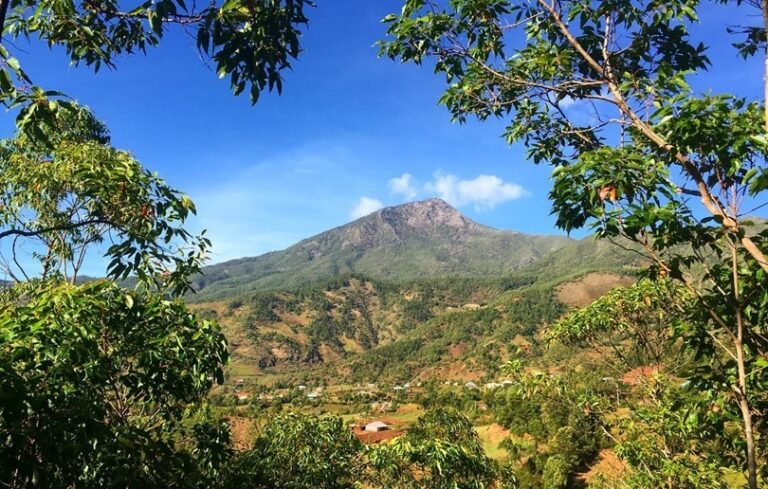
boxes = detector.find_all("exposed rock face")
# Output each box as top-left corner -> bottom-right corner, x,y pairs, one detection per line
379,198 -> 479,233
312,198 -> 489,250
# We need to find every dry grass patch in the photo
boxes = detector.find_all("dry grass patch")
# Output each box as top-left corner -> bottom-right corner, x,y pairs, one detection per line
556,272 -> 634,307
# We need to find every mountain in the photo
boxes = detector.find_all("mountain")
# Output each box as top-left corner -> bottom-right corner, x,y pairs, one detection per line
187,199 -> 645,382
190,199 -> 575,300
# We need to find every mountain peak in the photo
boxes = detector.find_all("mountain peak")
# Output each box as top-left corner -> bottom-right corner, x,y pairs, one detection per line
385,197 -> 453,210
400,197 -> 453,208
375,198 -> 474,231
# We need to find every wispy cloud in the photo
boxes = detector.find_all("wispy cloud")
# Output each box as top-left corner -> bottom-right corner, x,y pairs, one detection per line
188,142 -> 363,263
389,173 -> 418,200
350,197 -> 384,219
385,172 -> 528,210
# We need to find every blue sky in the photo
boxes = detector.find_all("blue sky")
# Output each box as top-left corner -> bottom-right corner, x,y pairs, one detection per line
8,0 -> 766,267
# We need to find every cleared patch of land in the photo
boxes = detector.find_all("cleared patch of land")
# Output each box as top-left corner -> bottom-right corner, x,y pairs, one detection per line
475,423 -> 511,460
556,272 -> 634,307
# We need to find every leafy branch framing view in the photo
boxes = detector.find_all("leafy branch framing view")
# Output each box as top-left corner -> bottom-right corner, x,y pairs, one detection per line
0,0 -> 768,487
382,1 -> 768,486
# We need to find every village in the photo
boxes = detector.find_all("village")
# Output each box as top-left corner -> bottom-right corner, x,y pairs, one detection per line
210,361 -> 665,460
211,376 -> 525,455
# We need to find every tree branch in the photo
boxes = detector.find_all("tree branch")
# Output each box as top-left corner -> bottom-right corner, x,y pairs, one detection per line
0,0 -> 9,43
538,0 -> 768,274
0,218 -> 112,240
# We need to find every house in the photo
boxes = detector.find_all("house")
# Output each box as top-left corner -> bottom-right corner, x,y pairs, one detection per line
465,381 -> 478,390
307,391 -> 321,400
236,391 -> 250,401
364,421 -> 390,433
484,382 -> 502,390
501,380 -> 514,386
353,420 -> 402,444
298,385 -> 307,390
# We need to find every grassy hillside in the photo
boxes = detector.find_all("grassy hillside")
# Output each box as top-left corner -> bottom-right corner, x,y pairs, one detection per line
192,263 -> 637,386
184,198 -> 646,385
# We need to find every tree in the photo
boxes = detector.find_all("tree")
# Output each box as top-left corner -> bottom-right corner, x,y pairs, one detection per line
0,0 -> 315,485
0,0 -> 319,486
487,364 -> 604,487
615,379 -> 733,488
0,104 -> 232,485
381,1 -> 768,485
366,407 -> 507,489
0,280 -> 228,487
221,413 -> 362,489
541,455 -> 569,489
548,279 -> 689,376
0,108 -> 207,294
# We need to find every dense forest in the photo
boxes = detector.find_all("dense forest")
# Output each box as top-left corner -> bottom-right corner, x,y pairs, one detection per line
2,0 -> 768,488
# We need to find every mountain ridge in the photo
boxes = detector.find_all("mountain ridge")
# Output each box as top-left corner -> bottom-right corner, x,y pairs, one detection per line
190,199 -> 576,300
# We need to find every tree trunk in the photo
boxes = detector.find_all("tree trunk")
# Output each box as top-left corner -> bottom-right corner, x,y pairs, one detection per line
740,396 -> 758,489
732,237 -> 758,489
736,340 -> 758,489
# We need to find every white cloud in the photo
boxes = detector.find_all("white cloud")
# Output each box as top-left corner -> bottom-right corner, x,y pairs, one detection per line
350,197 -> 384,219
424,174 -> 527,210
389,173 -> 418,200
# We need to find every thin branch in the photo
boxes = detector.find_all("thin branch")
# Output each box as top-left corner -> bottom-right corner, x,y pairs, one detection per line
0,218 -> 112,240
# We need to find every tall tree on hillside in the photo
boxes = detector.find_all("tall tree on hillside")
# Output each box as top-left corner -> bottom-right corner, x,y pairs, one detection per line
381,1 -> 768,486
0,0 -> 314,486
0,106 -> 233,486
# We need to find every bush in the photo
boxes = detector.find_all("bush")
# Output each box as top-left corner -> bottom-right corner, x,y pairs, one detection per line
222,413 -> 362,489
542,455 -> 570,489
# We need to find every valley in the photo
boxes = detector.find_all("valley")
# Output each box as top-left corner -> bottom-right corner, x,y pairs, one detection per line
188,200 -> 651,486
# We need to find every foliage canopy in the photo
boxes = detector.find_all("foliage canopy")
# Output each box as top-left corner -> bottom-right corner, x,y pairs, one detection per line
381,0 -> 768,485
